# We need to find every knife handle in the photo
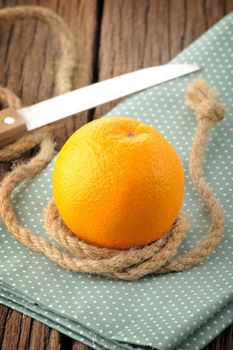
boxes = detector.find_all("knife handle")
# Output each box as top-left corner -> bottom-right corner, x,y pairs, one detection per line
0,108 -> 27,148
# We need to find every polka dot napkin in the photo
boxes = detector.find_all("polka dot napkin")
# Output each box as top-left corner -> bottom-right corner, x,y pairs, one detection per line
1,13 -> 233,350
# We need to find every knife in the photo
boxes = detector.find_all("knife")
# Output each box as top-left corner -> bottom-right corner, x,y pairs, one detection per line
0,64 -> 201,147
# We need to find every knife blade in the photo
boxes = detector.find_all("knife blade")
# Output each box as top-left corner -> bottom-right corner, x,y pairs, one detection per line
0,64 -> 201,147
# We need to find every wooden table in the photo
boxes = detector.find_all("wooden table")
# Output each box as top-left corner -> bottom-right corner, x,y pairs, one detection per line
0,0 -> 232,349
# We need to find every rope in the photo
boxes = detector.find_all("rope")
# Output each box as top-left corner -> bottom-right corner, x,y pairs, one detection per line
0,5 -> 76,161
0,6 -> 225,280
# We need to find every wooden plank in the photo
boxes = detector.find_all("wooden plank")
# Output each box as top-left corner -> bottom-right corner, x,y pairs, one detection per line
95,0 -> 180,117
72,341 -> 90,350
93,0 -> 232,118
0,305 -> 8,345
1,309 -> 22,350
0,0 -> 99,147
28,321 -> 57,350
0,0 -> 97,349
17,314 -> 32,349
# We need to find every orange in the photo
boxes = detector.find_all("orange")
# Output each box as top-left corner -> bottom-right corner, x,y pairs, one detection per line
52,116 -> 184,249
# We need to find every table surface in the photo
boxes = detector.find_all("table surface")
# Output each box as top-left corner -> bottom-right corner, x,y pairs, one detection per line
0,0 -> 233,349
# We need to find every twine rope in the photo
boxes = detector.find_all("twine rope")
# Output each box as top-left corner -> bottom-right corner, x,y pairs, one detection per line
0,5 -> 76,161
0,6 -> 225,281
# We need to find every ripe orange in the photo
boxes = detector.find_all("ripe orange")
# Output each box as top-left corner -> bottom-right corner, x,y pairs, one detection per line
52,116 -> 184,249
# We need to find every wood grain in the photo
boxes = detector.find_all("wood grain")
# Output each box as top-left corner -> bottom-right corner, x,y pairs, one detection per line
94,0 -> 233,118
0,0 -> 233,349
0,0 -> 99,147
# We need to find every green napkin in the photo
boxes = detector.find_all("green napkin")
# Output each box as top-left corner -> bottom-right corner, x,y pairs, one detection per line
1,12 -> 233,350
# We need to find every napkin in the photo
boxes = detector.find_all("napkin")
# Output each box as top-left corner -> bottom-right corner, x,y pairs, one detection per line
1,12 -> 233,350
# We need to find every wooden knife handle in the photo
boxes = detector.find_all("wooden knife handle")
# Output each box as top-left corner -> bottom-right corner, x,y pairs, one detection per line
0,108 -> 27,148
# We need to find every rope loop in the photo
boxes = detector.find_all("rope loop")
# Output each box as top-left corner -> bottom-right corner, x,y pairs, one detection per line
42,79 -> 224,279
186,78 -> 224,121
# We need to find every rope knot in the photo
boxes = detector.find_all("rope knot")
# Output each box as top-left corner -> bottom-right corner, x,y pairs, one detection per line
186,78 -> 224,122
